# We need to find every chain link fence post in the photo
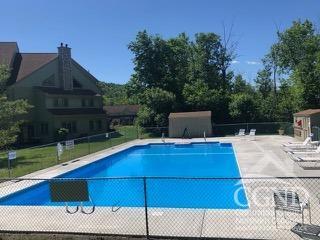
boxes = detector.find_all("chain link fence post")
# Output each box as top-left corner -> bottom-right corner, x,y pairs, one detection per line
87,136 -> 91,154
143,177 -> 150,239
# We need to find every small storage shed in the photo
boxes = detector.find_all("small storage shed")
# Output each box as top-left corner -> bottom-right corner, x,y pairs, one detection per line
169,111 -> 212,138
293,109 -> 320,141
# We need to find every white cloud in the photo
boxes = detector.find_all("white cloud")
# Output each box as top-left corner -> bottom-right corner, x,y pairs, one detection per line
246,61 -> 261,65
231,60 -> 240,64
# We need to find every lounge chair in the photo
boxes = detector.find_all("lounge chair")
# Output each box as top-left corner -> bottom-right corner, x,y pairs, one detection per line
287,151 -> 320,162
236,129 -> 246,137
283,140 -> 319,153
289,145 -> 320,154
282,137 -> 311,148
248,129 -> 256,140
274,189 -> 311,228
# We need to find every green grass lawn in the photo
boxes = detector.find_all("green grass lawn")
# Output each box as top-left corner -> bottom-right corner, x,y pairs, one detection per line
0,126 -> 139,178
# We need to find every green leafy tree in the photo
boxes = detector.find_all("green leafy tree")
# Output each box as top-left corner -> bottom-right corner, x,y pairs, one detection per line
272,20 -> 320,108
97,81 -> 130,105
229,93 -> 258,122
128,31 -> 234,126
0,65 -> 31,149
255,68 -> 273,98
136,88 -> 175,126
232,74 -> 254,94
182,79 -> 214,110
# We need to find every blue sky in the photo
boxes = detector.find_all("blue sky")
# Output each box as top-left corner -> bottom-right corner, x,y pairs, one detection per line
1,0 -> 319,84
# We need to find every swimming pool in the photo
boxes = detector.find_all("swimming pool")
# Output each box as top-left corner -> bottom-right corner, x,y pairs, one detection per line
0,142 -> 248,209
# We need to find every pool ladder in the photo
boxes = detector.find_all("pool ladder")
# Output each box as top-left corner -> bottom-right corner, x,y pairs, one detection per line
203,131 -> 207,142
161,132 -> 165,143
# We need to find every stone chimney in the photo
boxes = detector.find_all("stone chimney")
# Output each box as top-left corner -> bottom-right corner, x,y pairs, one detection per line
58,43 -> 73,90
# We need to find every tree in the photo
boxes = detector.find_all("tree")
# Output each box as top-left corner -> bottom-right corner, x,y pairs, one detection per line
128,31 -> 234,126
0,65 -> 31,149
190,33 -> 233,91
136,88 -> 176,126
229,93 -> 258,122
182,79 -> 215,110
271,20 -> 320,108
232,74 -> 253,94
97,81 -> 130,105
255,68 -> 273,98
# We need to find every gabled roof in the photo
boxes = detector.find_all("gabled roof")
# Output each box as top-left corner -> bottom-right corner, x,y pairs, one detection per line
0,42 -> 19,67
104,105 -> 140,117
16,53 -> 58,82
294,109 -> 320,117
169,111 -> 212,118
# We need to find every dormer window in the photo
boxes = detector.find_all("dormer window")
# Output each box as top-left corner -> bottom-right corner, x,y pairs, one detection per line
73,78 -> 82,88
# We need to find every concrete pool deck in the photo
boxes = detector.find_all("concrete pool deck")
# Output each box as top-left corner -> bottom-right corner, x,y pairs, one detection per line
0,135 -> 319,239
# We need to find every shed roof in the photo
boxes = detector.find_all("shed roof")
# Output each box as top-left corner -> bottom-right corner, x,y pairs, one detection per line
169,111 -> 212,119
294,109 -> 320,117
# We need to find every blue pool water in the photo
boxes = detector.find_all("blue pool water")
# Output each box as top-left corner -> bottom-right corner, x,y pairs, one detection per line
0,143 -> 248,209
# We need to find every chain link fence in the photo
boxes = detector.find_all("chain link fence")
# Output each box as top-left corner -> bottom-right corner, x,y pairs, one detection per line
0,128 -> 138,178
212,122 -> 293,137
0,123 -> 295,179
0,177 -> 319,239
138,127 -> 169,139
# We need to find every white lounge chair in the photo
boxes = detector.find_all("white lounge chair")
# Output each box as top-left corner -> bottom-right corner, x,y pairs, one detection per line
287,151 -> 320,162
248,129 -> 256,140
287,151 -> 320,168
283,138 -> 319,153
287,144 -> 320,154
287,146 -> 320,165
282,137 -> 311,148
236,129 -> 246,137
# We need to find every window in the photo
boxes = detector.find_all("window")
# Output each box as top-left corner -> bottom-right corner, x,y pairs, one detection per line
40,123 -> 49,135
81,99 -> 86,107
62,121 -> 77,133
54,98 -> 69,107
71,121 -> 77,133
96,120 -> 102,130
89,120 -> 94,131
89,99 -> 94,107
63,98 -> 69,107
53,98 -> 59,107
73,78 -> 82,88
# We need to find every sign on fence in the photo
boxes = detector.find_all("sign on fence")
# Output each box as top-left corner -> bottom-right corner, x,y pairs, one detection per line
57,143 -> 64,161
8,151 -> 16,160
106,133 -> 109,139
7,151 -> 16,178
65,140 -> 74,150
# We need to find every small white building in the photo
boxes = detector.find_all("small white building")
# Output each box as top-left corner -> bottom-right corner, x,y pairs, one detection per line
293,109 -> 320,140
168,111 -> 212,138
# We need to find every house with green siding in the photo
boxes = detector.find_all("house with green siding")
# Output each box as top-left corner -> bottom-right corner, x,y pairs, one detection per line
0,42 -> 108,143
